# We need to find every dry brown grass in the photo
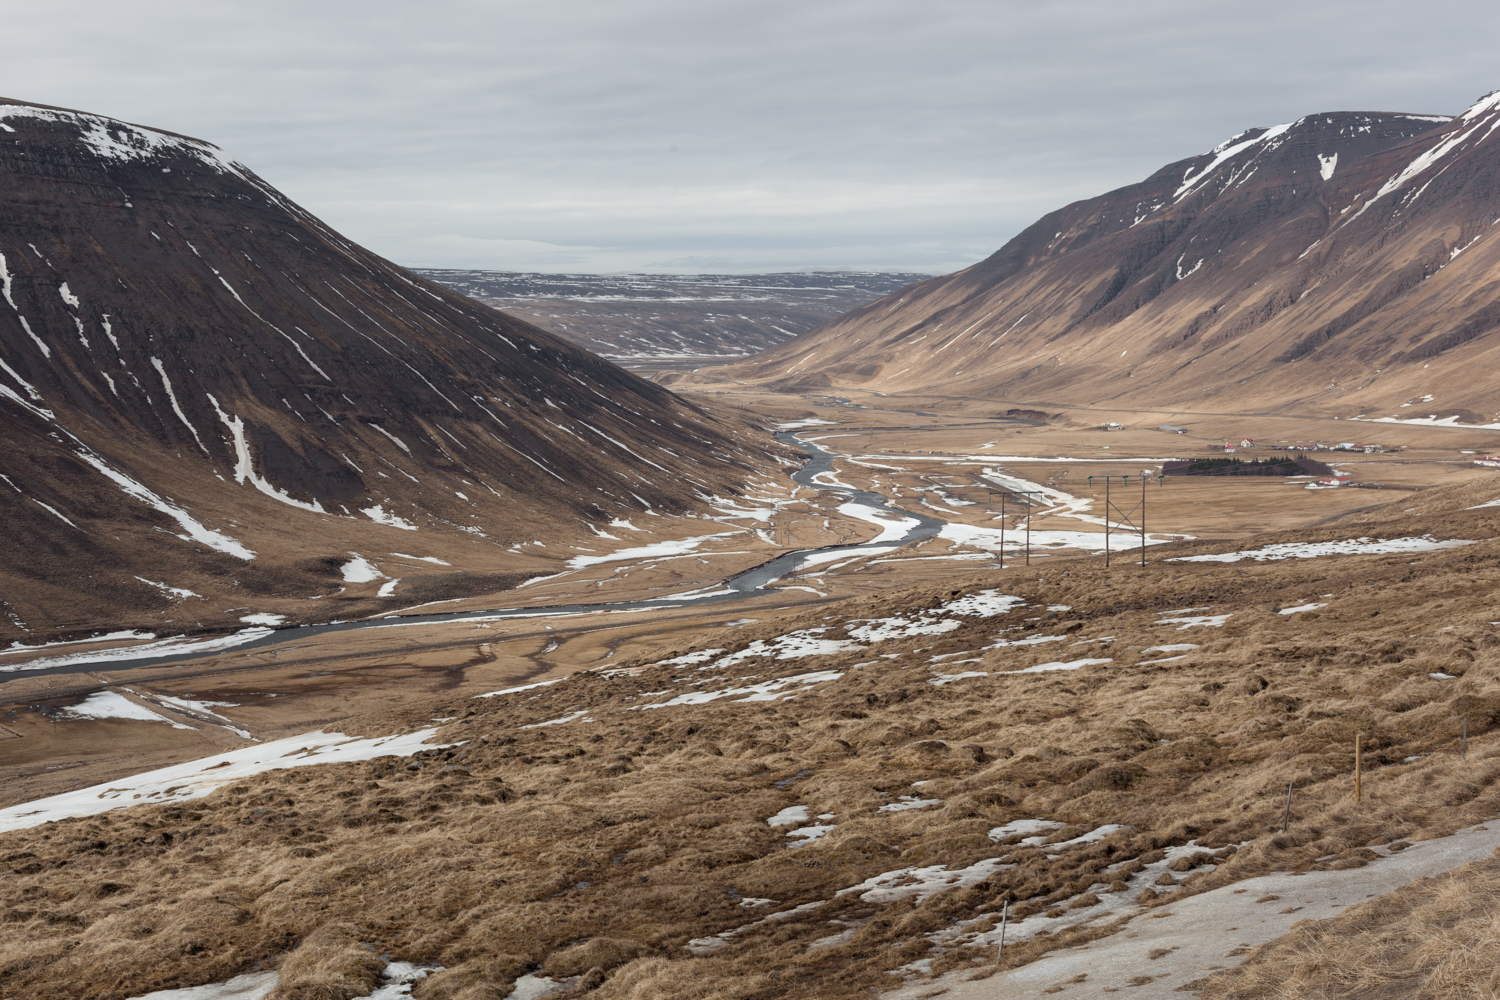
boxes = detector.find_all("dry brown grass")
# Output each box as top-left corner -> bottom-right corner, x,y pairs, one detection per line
3,489 -> 1500,998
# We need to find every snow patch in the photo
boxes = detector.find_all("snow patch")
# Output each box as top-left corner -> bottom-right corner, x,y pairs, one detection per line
1170,536 -> 1476,562
362,505 -> 419,530
340,554 -> 384,583
62,691 -> 195,729
0,727 -> 456,832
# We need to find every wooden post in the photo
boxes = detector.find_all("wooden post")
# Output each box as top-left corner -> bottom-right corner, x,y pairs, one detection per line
1104,477 -> 1111,567
1025,498 -> 1032,567
999,492 -> 1006,570
996,898 -> 1009,964
1463,717 -> 1468,760
1282,781 -> 1293,833
1140,473 -> 1147,568
1355,733 -> 1362,803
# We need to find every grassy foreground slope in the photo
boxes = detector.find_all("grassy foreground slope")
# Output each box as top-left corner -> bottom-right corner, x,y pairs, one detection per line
4,480 -> 1500,999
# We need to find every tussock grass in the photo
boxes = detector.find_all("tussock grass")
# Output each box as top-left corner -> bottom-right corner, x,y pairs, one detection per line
4,492 -> 1500,998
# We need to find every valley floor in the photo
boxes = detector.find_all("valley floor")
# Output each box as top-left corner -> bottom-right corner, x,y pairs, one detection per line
4,388 -> 1500,999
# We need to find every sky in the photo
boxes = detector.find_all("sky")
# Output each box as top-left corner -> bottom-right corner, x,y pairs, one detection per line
2,1 -> 1498,274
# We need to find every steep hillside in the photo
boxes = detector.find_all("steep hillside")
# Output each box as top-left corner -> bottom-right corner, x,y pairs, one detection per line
414,270 -> 928,361
0,98 -> 773,643
704,93 -> 1500,423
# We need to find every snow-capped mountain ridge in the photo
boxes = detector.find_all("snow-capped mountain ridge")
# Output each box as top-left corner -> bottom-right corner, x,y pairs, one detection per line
0,97 -> 771,640
696,93 -> 1500,424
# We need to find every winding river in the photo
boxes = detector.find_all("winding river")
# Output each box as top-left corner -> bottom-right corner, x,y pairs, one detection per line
5,433 -> 948,679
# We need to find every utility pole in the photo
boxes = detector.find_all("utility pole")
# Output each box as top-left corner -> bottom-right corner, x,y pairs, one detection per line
1089,474 -> 1164,568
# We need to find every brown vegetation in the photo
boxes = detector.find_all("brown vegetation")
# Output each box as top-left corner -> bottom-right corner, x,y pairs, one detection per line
3,483 -> 1500,998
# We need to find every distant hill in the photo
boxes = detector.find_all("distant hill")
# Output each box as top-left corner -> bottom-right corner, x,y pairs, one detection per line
0,98 -> 775,641
413,270 -> 930,362
697,93 -> 1500,425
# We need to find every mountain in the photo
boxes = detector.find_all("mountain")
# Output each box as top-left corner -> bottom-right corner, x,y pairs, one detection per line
413,269 -> 930,363
698,93 -> 1500,424
0,98 -> 773,642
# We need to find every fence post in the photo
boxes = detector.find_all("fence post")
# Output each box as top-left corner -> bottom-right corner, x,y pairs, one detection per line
1025,499 -> 1032,566
996,898 -> 1009,965
1464,717 -> 1468,760
999,492 -> 1006,570
1104,477 -> 1111,567
1140,473 -> 1147,567
1355,733 -> 1362,803
1282,781 -> 1293,833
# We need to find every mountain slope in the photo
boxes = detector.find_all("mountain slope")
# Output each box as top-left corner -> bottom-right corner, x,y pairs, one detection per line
0,98 -> 773,641
703,93 -> 1500,423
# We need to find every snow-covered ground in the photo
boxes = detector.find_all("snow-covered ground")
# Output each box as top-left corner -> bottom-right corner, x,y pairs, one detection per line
0,627 -> 274,673
0,727 -> 454,833
127,971 -> 280,1000
884,821 -> 1500,999
1170,535 -> 1476,563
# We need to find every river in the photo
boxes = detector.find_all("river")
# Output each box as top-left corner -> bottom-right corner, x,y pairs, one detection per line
2,432 -> 947,679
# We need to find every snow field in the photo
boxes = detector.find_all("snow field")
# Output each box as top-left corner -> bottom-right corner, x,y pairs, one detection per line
1170,535 -> 1477,563
0,727 -> 456,833
0,627 -> 275,673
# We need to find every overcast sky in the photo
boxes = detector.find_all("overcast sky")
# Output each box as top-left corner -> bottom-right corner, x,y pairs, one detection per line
3,1 -> 1498,274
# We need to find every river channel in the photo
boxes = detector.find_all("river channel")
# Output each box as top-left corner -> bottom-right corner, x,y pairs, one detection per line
4,432 -> 948,679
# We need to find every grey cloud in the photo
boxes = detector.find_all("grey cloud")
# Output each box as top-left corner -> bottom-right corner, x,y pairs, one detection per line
2,0 -> 1498,272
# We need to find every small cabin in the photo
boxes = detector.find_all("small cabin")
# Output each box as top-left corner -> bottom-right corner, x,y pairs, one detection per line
1101,422 -> 1122,431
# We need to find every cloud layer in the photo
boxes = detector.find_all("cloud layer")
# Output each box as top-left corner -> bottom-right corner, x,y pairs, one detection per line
2,0 -> 1497,272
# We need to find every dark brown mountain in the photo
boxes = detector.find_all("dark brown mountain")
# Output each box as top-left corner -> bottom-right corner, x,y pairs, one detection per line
0,98 -> 774,641
699,93 -> 1500,425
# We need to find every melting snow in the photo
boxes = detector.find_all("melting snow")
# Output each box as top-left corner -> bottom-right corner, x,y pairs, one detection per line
1170,536 -> 1476,562
207,394 -> 326,512
362,505 -> 419,530
768,805 -> 811,827
239,613 -> 285,626
340,554 -> 384,583
787,824 -> 837,844
355,962 -> 441,1000
62,691 -> 194,729
837,502 -> 920,543
0,628 -> 274,674
989,819 -> 1066,843
474,678 -> 565,699
697,631 -> 861,669
566,533 -> 737,569
0,727 -> 456,833
504,975 -> 578,1000
3,630 -> 155,653
135,577 -> 200,600
640,669 -> 843,708
878,796 -> 943,813
74,448 -> 254,559
836,857 -> 1013,904
127,971 -> 280,1000
1155,613 -> 1232,629
521,710 -> 590,728
1010,657 -> 1113,673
